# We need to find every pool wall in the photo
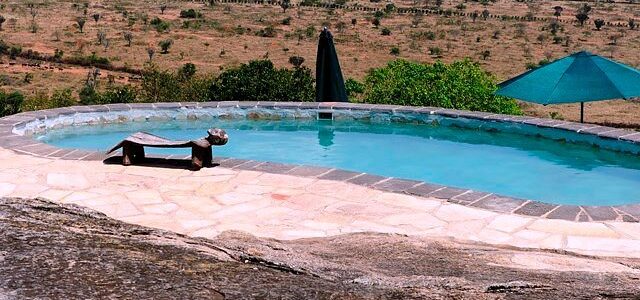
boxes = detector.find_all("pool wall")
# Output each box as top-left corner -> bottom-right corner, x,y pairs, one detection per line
1,101 -> 640,222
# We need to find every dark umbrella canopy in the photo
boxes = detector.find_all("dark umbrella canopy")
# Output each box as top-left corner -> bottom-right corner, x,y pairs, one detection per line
316,28 -> 348,102
496,51 -> 640,122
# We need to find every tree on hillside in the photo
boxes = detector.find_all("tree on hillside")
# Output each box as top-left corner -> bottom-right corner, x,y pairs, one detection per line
281,0 -> 290,13
289,56 -> 305,68
629,19 -> 637,30
76,17 -> 86,33
97,30 -> 107,45
372,18 -> 380,28
575,4 -> 591,26
147,47 -> 155,62
575,12 -> 589,26
553,6 -> 563,19
0,16 -> 5,31
160,4 -> 167,14
594,19 -> 605,30
159,39 -> 173,54
178,63 -> 197,79
92,13 -> 100,23
123,31 -> 133,46
481,9 -> 489,20
27,3 -> 38,21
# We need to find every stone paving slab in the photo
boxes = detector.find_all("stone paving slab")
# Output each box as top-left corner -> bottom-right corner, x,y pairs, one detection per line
318,169 -> 361,181
470,195 -> 528,214
514,202 -> 559,217
374,178 -> 423,193
545,205 -> 581,221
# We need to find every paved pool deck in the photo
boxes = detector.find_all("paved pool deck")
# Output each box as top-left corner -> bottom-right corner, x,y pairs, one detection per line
1,148 -> 639,259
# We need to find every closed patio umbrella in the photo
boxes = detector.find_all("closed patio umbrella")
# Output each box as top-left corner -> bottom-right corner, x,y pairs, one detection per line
496,51 -> 640,123
316,27 -> 348,102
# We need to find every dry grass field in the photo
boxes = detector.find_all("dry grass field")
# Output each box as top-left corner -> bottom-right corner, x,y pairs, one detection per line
1,0 -> 640,126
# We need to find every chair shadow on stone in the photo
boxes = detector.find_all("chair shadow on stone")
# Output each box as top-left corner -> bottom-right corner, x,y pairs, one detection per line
103,155 -> 223,170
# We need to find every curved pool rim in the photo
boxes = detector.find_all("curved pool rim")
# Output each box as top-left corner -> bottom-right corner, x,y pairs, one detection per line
1,101 -> 640,223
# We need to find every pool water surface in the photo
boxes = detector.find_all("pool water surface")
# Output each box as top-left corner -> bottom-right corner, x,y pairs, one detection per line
36,118 -> 640,206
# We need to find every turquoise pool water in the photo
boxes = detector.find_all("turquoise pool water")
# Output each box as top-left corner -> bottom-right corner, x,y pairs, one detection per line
36,118 -> 640,206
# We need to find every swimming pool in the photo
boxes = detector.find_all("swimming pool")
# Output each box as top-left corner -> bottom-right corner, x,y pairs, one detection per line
33,108 -> 640,206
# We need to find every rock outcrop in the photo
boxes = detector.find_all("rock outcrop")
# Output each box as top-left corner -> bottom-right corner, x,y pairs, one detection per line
1,197 -> 639,299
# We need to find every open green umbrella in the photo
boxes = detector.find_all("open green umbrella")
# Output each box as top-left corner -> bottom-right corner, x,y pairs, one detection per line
496,51 -> 640,122
316,27 -> 348,102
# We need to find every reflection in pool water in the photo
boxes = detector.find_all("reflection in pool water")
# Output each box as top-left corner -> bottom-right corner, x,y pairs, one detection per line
36,118 -> 640,206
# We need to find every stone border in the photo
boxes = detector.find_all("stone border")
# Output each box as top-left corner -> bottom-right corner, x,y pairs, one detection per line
1,101 -> 639,223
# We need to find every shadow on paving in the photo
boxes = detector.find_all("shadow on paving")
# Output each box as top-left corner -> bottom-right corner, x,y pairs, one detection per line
1,197 -> 639,299
103,155 -> 219,170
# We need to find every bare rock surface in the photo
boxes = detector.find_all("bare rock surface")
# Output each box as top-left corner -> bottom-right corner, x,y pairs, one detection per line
1,197 -> 640,299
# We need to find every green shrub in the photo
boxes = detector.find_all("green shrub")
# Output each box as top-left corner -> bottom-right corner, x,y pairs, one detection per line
139,66 -> 182,102
178,63 -> 197,80
182,20 -> 203,29
66,53 -> 111,68
9,46 -> 21,59
209,60 -> 314,102
180,75 -> 212,102
361,59 -> 521,114
21,89 -> 75,111
21,91 -> 50,111
100,85 -> 138,104
0,91 -> 24,117
300,0 -> 320,5
159,39 -> 173,53
150,17 -> 170,32
345,78 -> 365,99
256,25 -> 276,37
50,89 -> 77,107
381,27 -> 391,35
428,47 -> 442,56
179,9 -> 201,18
79,85 -> 102,105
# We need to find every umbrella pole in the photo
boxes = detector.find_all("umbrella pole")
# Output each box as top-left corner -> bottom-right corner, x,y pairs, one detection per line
580,102 -> 584,123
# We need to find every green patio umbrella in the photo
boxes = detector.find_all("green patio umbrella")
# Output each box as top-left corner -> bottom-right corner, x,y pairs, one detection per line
496,51 -> 640,123
316,27 -> 348,102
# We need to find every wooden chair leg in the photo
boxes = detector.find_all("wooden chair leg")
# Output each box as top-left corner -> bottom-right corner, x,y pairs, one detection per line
122,142 -> 133,166
132,145 -> 145,163
203,146 -> 213,168
191,147 -> 204,171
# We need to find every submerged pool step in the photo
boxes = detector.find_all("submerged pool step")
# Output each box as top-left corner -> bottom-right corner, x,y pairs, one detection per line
317,110 -> 334,121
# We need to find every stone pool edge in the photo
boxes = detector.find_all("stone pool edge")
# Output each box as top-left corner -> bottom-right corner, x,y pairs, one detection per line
0,101 -> 639,223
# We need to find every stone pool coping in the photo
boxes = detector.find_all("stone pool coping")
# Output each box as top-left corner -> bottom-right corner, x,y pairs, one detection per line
0,101 -> 639,223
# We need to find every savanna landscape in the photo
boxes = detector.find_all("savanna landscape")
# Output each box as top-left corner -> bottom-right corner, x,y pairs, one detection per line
5,1 -> 640,299
0,0 -> 640,125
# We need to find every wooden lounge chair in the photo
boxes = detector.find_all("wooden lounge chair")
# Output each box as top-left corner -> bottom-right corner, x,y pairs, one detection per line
106,128 -> 228,170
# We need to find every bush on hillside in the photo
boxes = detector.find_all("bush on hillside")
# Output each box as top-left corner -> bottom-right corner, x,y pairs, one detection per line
209,60 -> 314,102
0,91 -> 24,117
20,89 -> 75,112
345,78 -> 365,99
100,85 -> 138,104
362,59 -> 521,114
179,9 -> 201,18
139,66 -> 182,103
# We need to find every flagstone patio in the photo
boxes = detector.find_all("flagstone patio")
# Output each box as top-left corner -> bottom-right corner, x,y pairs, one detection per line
0,147 -> 639,258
